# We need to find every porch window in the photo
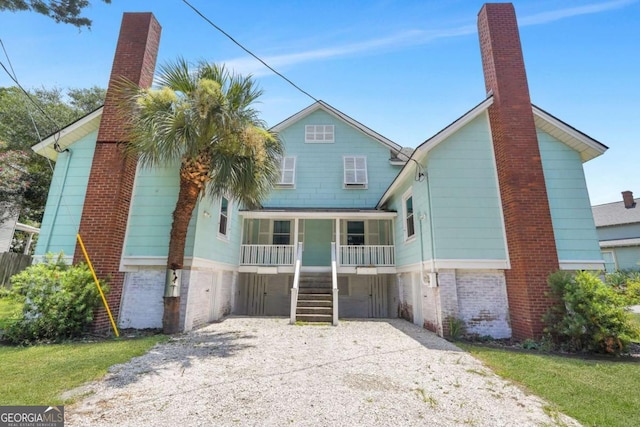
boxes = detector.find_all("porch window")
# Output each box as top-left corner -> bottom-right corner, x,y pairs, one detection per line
305,125 -> 334,143
272,220 -> 291,245
347,221 -> 365,246
344,156 -> 367,187
277,156 -> 296,187
403,192 -> 415,240
218,196 -> 229,237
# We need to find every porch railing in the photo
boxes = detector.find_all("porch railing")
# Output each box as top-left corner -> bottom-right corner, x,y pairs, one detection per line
290,242 -> 304,324
240,244 -> 295,265
339,245 -> 395,266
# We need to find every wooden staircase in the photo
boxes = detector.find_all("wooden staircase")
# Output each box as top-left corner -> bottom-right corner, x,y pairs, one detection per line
296,273 -> 333,323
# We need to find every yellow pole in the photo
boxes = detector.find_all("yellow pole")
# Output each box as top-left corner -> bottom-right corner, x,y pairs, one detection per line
76,234 -> 120,337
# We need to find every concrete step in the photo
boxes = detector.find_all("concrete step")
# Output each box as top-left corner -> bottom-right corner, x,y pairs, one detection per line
296,306 -> 332,315
298,294 -> 332,302
297,299 -> 332,307
296,313 -> 333,323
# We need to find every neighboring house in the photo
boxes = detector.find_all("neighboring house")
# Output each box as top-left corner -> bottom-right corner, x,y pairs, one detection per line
31,4 -> 607,340
592,191 -> 640,272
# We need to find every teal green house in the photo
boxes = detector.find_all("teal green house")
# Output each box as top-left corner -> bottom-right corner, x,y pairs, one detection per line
31,4 -> 608,339
32,96 -> 607,338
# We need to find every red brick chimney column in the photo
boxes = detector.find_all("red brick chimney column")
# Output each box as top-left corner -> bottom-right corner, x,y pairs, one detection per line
478,3 -> 559,340
74,13 -> 161,332
622,191 -> 635,209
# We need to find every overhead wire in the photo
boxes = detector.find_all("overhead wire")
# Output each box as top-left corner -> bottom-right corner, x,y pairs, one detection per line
180,0 -> 319,103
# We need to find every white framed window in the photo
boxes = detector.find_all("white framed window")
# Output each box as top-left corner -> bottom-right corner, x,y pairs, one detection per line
344,156 -> 367,187
272,220 -> 291,245
402,189 -> 415,241
305,125 -> 334,143
218,196 -> 231,238
346,221 -> 365,246
601,250 -> 616,273
277,156 -> 296,187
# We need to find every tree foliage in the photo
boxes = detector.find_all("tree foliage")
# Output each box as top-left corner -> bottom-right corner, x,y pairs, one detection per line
119,58 -> 283,333
0,86 -> 105,226
0,0 -> 110,28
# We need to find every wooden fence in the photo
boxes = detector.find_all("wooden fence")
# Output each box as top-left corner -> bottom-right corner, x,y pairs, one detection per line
0,252 -> 32,288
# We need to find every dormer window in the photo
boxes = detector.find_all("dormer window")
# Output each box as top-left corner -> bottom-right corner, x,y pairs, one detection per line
344,156 -> 367,188
305,125 -> 334,143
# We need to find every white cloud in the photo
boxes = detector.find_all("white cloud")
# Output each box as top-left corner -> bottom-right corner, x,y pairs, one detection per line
220,0 -> 636,75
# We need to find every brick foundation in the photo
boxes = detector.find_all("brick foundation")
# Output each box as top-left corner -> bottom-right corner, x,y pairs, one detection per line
478,4 -> 558,339
74,13 -> 161,333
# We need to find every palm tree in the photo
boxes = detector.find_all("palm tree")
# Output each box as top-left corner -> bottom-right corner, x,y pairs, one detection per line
119,58 -> 283,333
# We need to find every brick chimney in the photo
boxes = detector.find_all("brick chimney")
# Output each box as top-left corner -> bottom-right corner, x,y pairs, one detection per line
478,3 -> 559,340
74,13 -> 161,332
622,191 -> 635,208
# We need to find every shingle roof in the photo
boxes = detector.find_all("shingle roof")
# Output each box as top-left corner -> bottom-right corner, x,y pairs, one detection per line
592,198 -> 640,227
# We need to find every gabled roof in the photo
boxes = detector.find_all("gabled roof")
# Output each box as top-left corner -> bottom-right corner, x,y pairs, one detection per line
31,106 -> 103,161
592,198 -> 640,227
532,105 -> 608,162
271,100 -> 404,154
377,96 -> 609,208
377,96 -> 494,208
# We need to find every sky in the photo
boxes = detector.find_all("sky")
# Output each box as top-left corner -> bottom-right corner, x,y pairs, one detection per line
0,0 -> 638,205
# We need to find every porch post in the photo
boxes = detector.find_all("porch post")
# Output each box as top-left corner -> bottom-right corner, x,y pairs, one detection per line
335,218 -> 340,267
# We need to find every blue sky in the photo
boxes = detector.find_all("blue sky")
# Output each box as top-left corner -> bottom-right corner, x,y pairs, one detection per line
0,0 -> 638,205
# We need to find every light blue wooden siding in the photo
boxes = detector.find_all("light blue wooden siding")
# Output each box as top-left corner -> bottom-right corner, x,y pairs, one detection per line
124,164 -> 179,257
597,223 -> 640,241
387,177 -> 431,267
427,114 -> 506,260
266,109 -> 401,208
35,132 -> 96,257
612,247 -> 640,270
538,130 -> 602,261
191,194 -> 241,265
124,164 -> 238,263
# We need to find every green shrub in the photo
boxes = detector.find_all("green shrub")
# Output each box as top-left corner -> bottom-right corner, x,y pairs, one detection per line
625,280 -> 640,305
544,270 -> 638,354
3,254 -> 107,344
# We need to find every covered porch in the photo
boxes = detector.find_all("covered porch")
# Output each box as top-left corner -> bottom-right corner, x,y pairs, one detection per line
238,210 -> 397,274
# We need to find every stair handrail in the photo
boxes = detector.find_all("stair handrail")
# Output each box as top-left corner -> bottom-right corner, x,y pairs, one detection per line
290,242 -> 304,324
331,241 -> 339,326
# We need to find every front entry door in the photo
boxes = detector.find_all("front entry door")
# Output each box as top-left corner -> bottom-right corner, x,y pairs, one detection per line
247,275 -> 266,315
302,219 -> 332,266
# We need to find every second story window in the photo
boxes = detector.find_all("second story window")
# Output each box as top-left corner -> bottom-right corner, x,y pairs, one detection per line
344,156 -> 368,187
305,125 -> 334,143
403,191 -> 415,240
218,196 -> 229,237
277,156 -> 296,187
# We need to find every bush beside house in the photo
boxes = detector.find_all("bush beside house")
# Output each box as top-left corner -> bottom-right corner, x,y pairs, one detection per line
2,254 -> 107,344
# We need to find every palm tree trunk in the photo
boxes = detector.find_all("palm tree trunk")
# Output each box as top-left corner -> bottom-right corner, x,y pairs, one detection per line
163,177 -> 201,334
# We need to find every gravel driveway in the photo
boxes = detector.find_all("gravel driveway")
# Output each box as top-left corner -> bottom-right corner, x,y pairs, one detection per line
67,317 -> 580,426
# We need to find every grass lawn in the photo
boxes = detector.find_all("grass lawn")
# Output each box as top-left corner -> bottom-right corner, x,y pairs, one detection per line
0,335 -> 167,405
462,344 -> 640,427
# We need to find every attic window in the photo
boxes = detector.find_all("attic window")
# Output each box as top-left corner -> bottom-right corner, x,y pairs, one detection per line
276,156 -> 296,188
344,156 -> 367,188
305,125 -> 334,143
